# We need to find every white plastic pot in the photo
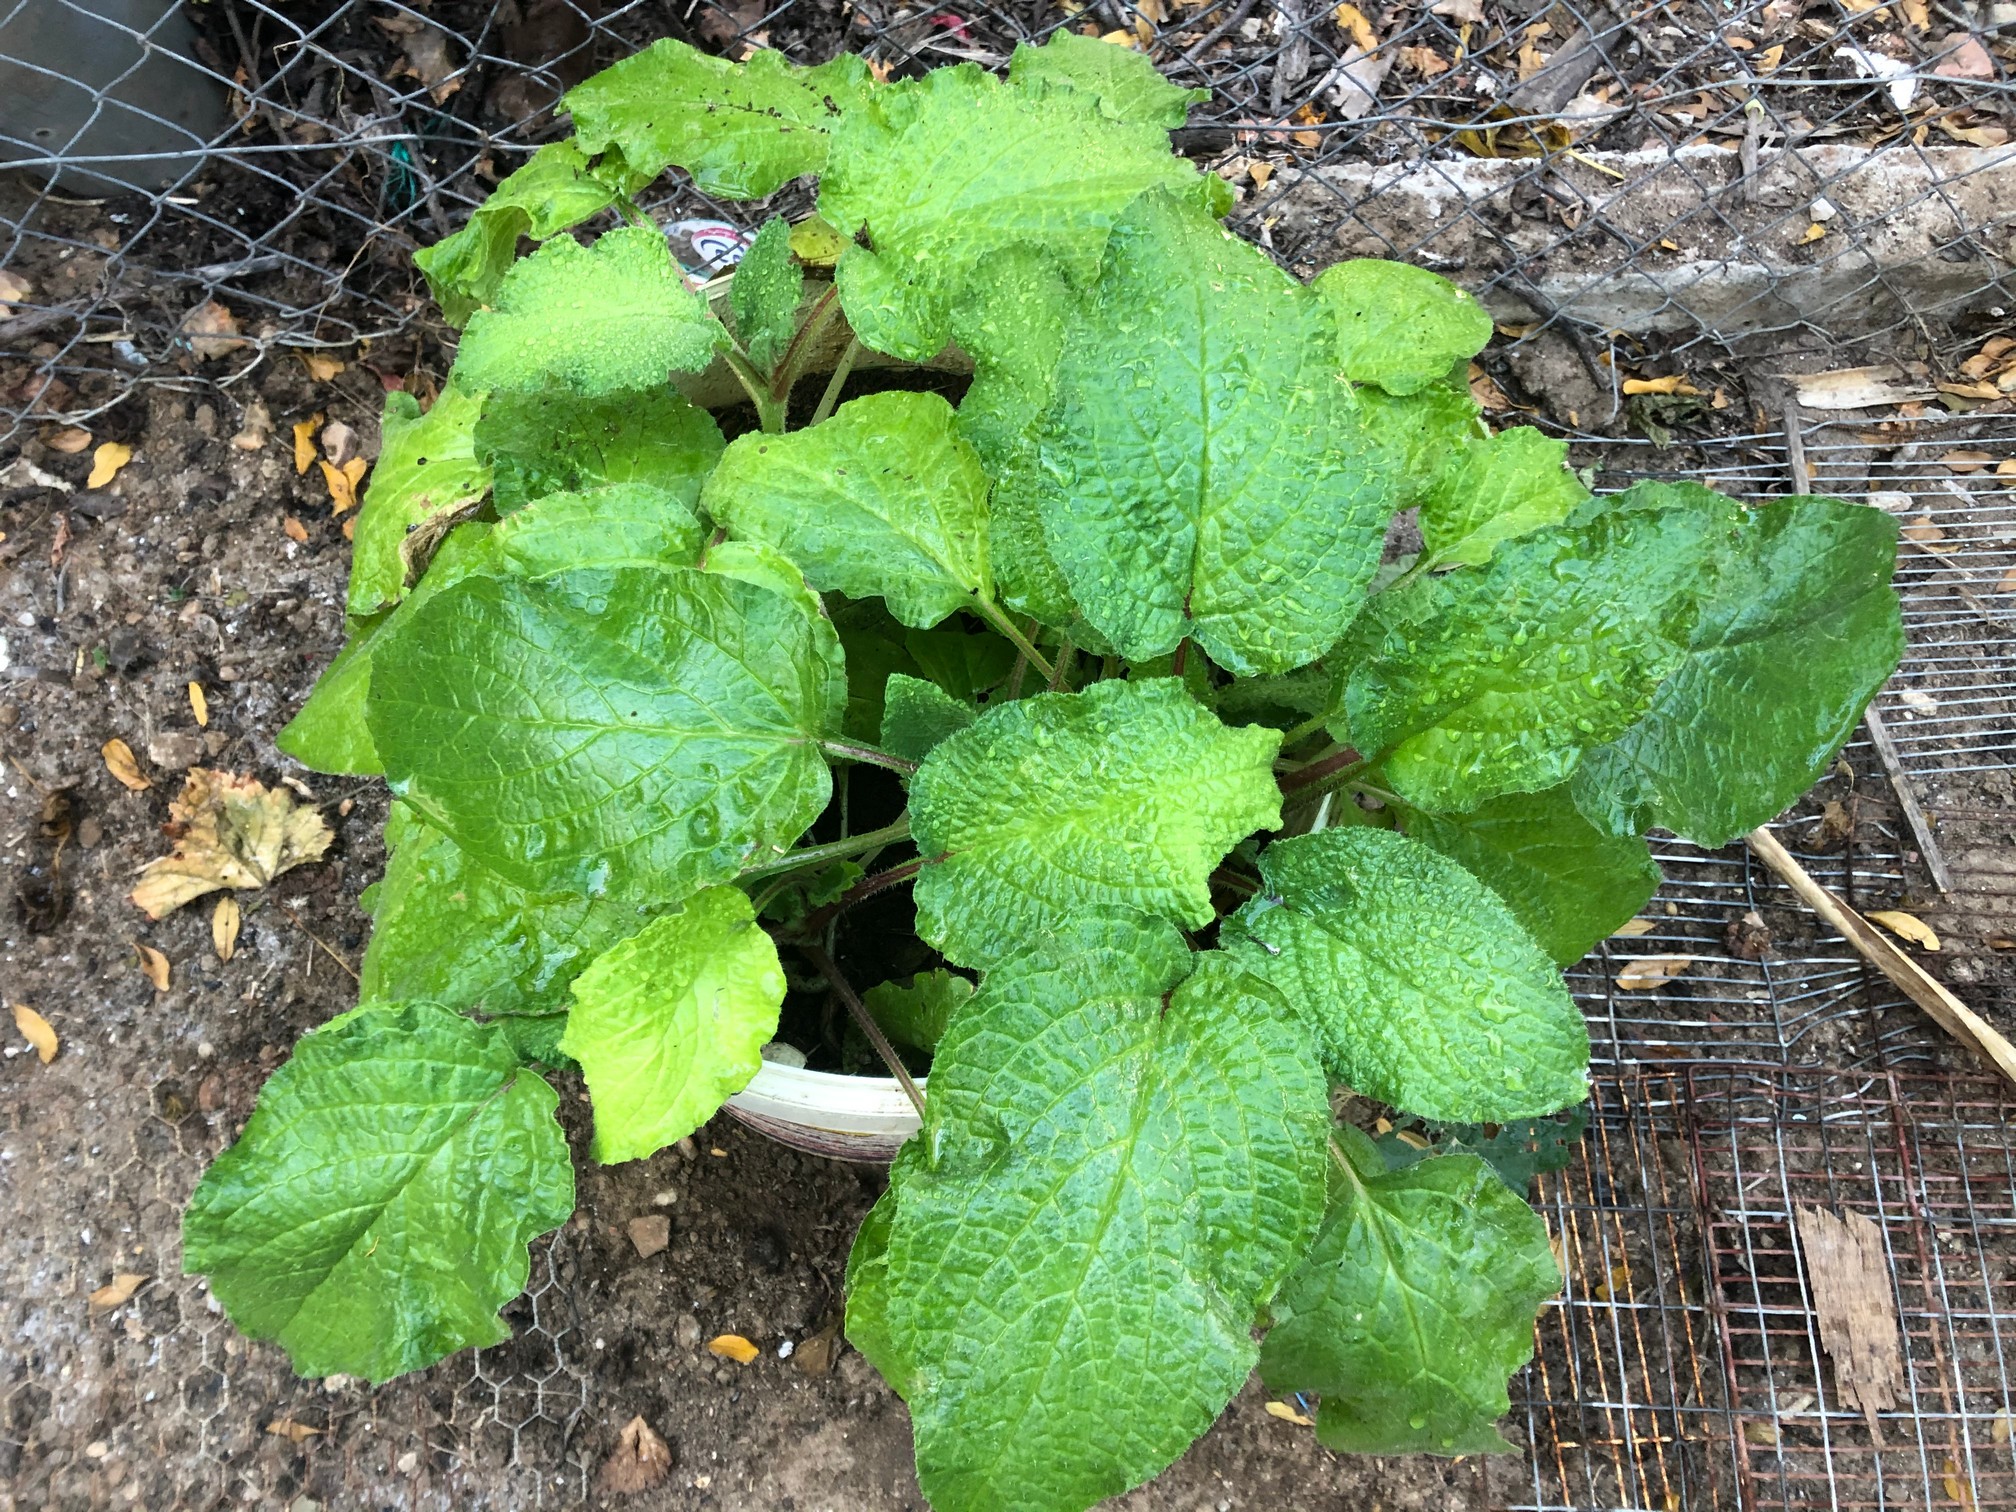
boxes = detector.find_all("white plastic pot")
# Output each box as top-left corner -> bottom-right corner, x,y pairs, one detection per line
724,1062 -> 923,1163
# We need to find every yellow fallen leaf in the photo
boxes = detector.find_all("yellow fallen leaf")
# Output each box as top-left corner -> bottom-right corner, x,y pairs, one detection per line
131,769 -> 334,919
1939,449 -> 1994,473
46,427 -> 92,453
292,412 -> 323,475
283,515 -> 310,544
1946,1457 -> 1977,1512
1265,1400 -> 1316,1426
189,682 -> 209,728
1612,918 -> 1658,938
1756,43 -> 1784,71
1743,1418 -> 1780,1447
707,1334 -> 760,1364
319,455 -> 368,515
88,1273 -> 148,1311
1798,222 -> 1827,245
101,738 -> 151,792
135,942 -> 171,992
12,1003 -> 57,1064
1249,160 -> 1274,189
303,353 -> 346,381
1333,2 -> 1378,51
1621,374 -> 1701,396
266,1418 -> 321,1444
1999,566 -> 2016,595
1617,955 -> 1693,991
213,894 -> 241,962
87,441 -> 133,489
1901,516 -> 1951,553
1993,1412 -> 2013,1445
1868,910 -> 1940,951
0,269 -> 29,307
1900,0 -> 1929,25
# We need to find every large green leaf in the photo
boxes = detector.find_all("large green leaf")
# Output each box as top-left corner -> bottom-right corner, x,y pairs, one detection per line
1571,494 -> 1903,847
818,63 -> 1209,362
1353,379 -> 1483,512
1317,259 -> 1494,397
360,802 -> 651,1026
475,386 -> 724,514
182,1003 -> 573,1384
701,391 -> 993,627
1006,31 -> 1209,128
1340,495 -> 1730,812
369,551 -> 843,900
454,227 -> 720,396
1260,1130 -> 1560,1456
1419,426 -> 1589,570
565,42 -> 874,200
910,678 -> 1282,967
1397,785 -> 1660,966
879,671 -> 977,763
1225,827 -> 1588,1121
862,968 -> 973,1053
1012,191 -> 1392,674
562,887 -> 784,1164
415,141 -> 648,326
731,216 -> 805,374
860,921 -> 1329,1512
346,383 -> 491,617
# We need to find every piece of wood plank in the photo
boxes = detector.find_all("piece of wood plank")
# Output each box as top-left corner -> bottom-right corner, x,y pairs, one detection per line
1864,703 -> 1955,893
1794,1205 -> 1905,1441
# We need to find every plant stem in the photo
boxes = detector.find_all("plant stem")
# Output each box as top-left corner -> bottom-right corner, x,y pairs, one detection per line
800,942 -> 926,1117
810,337 -> 861,427
1278,744 -> 1365,796
794,855 -> 928,939
1386,553 -> 1436,594
737,816 -> 913,883
974,599 -> 1055,683
770,285 -> 842,407
1281,711 -> 1332,748
722,346 -> 788,434
818,738 -> 918,776
1046,637 -> 1077,692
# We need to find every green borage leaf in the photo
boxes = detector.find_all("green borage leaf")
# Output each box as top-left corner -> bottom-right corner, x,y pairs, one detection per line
1006,31 -> 1210,128
476,386 -> 724,514
183,1003 -> 574,1384
731,216 -> 806,375
344,383 -> 491,619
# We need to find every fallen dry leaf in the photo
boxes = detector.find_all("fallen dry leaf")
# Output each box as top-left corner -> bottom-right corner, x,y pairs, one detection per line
212,894 -> 241,962
1798,222 -> 1827,245
265,1418 -> 322,1444
1947,1456 -> 1979,1512
1469,362 -> 1514,411
1901,516 -> 1952,553
1939,449 -> 1994,473
101,738 -> 151,792
1430,0 -> 1484,20
283,515 -> 310,544
0,269 -> 29,309
1612,918 -> 1658,938
88,1273 -> 148,1311
1932,34 -> 1993,80
1726,910 -> 1772,961
130,768 -> 334,919
87,441 -> 133,489
1617,955 -> 1694,991
1999,566 -> 2016,596
1868,910 -> 1940,951
319,455 -> 368,515
292,412 -> 323,475
1622,374 -> 1701,396
597,1416 -> 672,1495
706,1334 -> 760,1364
1399,43 -> 1451,76
792,1321 -> 840,1376
1265,1400 -> 1316,1426
303,352 -> 347,382
135,942 -> 171,992
1792,364 -> 1936,412
46,427 -> 91,454
184,300 -> 246,361
1333,2 -> 1378,51
12,1003 -> 57,1064
189,682 -> 209,728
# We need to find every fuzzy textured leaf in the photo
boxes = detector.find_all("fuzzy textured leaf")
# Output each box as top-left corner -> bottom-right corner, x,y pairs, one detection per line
182,1003 -> 573,1383
1570,494 -> 1903,846
1006,32 -> 1209,128
862,968 -> 972,1052
859,922 -> 1329,1512
1419,426 -> 1589,570
361,803 -> 652,1023
1014,191 -> 1391,672
1397,785 -> 1660,966
910,678 -> 1282,967
369,554 -> 843,900
818,64 -> 1209,362
454,227 -> 720,395
346,384 -> 491,617
1260,1131 -> 1560,1456
879,672 -> 977,763
1226,827 -> 1588,1120
565,42 -> 874,199
415,141 -> 648,326
1318,259 -> 1493,396
701,391 -> 992,627
487,482 -> 706,575
731,216 -> 804,373
561,888 -> 784,1163
475,386 -> 724,513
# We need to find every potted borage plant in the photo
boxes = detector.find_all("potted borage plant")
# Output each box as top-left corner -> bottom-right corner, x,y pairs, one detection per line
182,32 -> 1903,1512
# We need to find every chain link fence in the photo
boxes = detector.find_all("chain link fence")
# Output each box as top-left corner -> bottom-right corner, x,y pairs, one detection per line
3,1 -> 2013,1508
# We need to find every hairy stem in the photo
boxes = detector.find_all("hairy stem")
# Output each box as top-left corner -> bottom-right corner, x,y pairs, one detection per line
737,816 -> 913,883
770,284 -> 842,405
1046,637 -> 1078,692
974,598 -> 1055,683
818,738 -> 919,776
722,345 -> 788,434
801,942 -> 926,1116
795,855 -> 928,939
1280,710 -> 1332,748
1278,744 -> 1365,796
810,337 -> 861,427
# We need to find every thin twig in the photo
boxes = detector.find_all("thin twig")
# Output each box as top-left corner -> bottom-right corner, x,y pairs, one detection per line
1861,705 -> 1953,892
283,904 -> 360,982
810,337 -> 861,428
801,942 -> 926,1117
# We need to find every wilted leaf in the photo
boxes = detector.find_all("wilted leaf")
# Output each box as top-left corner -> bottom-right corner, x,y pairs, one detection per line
101,738 -> 150,791
131,769 -> 334,919
88,1273 -> 148,1310
303,353 -> 346,381
283,515 -> 310,544
135,942 -> 171,992
1616,955 -> 1693,990
265,1418 -> 322,1444
189,682 -> 209,728
597,1415 -> 673,1495
319,456 -> 369,515
1868,910 -> 1940,951
212,895 -> 241,962
87,442 -> 133,489
1901,516 -> 1951,554
1265,1400 -> 1315,1426
1332,3 -> 1377,50
292,412 -> 323,475
1938,449 -> 1994,474
1792,365 -> 1934,411
1621,375 -> 1700,396
707,1333 -> 760,1363
12,1003 -> 57,1063
46,427 -> 91,454
184,300 -> 246,361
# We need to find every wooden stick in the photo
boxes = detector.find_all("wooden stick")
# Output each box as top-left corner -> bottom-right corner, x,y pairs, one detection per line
1861,704 -> 1954,893
1746,826 -> 2016,1086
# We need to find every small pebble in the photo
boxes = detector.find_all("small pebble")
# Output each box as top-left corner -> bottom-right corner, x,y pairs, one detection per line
675,1314 -> 701,1349
627,1215 -> 670,1259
